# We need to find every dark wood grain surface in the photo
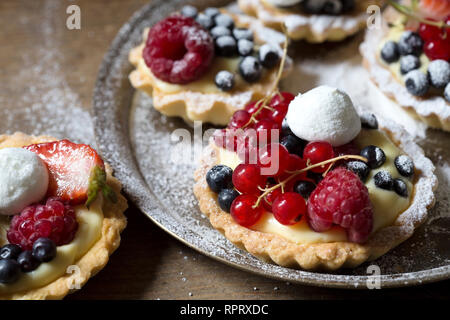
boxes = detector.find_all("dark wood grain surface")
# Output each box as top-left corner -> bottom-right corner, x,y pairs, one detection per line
0,0 -> 449,299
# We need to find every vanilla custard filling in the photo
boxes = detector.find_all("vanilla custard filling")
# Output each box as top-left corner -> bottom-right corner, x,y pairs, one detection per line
0,198 -> 103,294
215,129 -> 413,243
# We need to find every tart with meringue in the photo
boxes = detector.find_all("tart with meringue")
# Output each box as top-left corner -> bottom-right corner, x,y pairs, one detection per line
194,86 -> 437,270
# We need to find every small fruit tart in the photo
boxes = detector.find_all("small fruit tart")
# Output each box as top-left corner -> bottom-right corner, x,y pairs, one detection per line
194,86 -> 437,270
361,1 -> 450,131
129,5 -> 292,126
0,132 -> 127,299
238,0 -> 383,42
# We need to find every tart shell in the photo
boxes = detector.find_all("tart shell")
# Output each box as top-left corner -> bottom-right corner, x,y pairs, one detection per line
0,132 -> 128,300
193,119 -> 437,270
360,7 -> 450,132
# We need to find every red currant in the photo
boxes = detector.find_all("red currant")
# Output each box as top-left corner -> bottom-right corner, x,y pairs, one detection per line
262,187 -> 283,212
258,143 -> 291,177
232,164 -> 266,194
229,110 -> 251,129
424,38 -> 450,61
303,141 -> 335,173
213,129 -> 239,151
269,92 -> 295,108
245,101 -> 271,120
419,20 -> 441,41
272,192 -> 306,225
269,104 -> 288,125
278,154 -> 307,182
254,119 -> 280,145
236,132 -> 258,164
230,194 -> 264,227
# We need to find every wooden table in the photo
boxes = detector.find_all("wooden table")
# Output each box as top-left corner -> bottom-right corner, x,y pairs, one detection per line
1,0 -> 449,299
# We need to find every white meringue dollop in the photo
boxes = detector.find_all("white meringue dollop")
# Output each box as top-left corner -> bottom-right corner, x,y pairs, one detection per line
0,148 -> 49,215
286,86 -> 361,147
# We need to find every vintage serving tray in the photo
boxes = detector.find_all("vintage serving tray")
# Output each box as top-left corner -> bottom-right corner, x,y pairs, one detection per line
92,0 -> 450,288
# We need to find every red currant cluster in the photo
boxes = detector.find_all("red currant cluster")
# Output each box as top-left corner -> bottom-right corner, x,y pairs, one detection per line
419,16 -> 450,61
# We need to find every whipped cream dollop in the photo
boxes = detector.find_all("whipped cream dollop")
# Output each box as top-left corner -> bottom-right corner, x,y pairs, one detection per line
286,86 -> 361,146
0,148 -> 49,215
265,0 -> 303,7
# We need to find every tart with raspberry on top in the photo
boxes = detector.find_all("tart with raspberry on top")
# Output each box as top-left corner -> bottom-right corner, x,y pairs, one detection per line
361,0 -> 450,131
0,132 -> 127,299
194,85 -> 437,270
129,5 -> 292,126
238,0 -> 383,42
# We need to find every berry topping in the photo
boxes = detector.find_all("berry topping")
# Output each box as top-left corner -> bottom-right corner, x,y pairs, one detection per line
215,35 -> 237,56
7,198 -> 78,250
210,26 -> 231,39
25,140 -> 116,206
346,160 -> 370,181
374,170 -> 394,190
262,187 -> 282,212
381,41 -> 400,63
281,134 -> 305,155
215,70 -> 235,91
204,7 -> 220,18
307,168 -> 373,243
180,5 -> 198,19
427,59 -> 450,88
0,259 -> 20,284
239,56 -> 262,82
258,143 -> 291,177
258,44 -> 281,69
405,70 -> 430,96
237,39 -> 254,56
419,20 -> 441,41
398,31 -> 423,56
17,251 -> 40,273
303,141 -> 335,173
233,28 -> 254,41
281,117 -> 294,137
360,145 -> 386,169
229,110 -> 251,129
206,165 -> 233,193
272,192 -> 306,225
230,194 -> 263,227
424,38 -> 450,61
0,244 -> 21,260
360,113 -> 379,129
218,189 -> 240,213
293,180 -> 316,198
195,13 -> 214,29
254,119 -> 281,144
32,238 -> 57,262
232,164 -> 266,194
143,16 -> 214,84
393,178 -> 408,197
214,14 -> 234,29
394,155 -> 415,177
400,55 -> 421,75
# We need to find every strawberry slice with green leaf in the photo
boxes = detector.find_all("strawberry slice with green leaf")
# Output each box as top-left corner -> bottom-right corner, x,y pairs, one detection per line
25,140 -> 117,207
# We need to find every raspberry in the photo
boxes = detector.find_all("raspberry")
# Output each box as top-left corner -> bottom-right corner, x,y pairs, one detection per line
307,168 -> 373,243
143,15 -> 214,84
7,198 -> 78,250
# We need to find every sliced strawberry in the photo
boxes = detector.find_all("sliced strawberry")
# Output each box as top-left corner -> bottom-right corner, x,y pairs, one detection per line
24,140 -> 116,206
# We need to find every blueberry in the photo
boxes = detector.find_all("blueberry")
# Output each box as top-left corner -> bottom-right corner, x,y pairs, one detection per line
301,0 -> 326,14
398,31 -> 423,56
204,7 -> 220,18
281,134 -> 305,155
215,71 -> 235,91
32,238 -> 56,262
239,56 -> 262,82
218,189 -> 239,213
206,165 -> 233,193
400,55 -> 420,75
281,117 -> 293,137
374,170 -> 394,190
323,0 -> 343,15
341,0 -> 355,12
445,83 -> 450,102
196,13 -> 214,29
232,28 -> 253,41
214,14 -> 234,29
394,155 -> 414,177
210,26 -> 231,39
346,160 -> 370,181
237,39 -> 254,56
0,244 -> 22,260
394,178 -> 408,197
215,35 -> 237,56
0,259 -> 20,284
405,70 -> 429,97
258,44 -> 281,69
294,181 -> 316,198
180,5 -> 198,19
17,251 -> 40,272
428,59 -> 450,89
360,113 -> 378,129
381,41 -> 400,63
360,145 -> 386,169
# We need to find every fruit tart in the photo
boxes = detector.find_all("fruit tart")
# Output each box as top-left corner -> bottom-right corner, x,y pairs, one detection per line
129,5 -> 292,126
238,0 -> 383,42
0,132 -> 127,299
361,0 -> 450,131
194,86 -> 437,270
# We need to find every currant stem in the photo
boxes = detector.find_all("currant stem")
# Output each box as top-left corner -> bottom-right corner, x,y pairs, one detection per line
387,0 -> 449,29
